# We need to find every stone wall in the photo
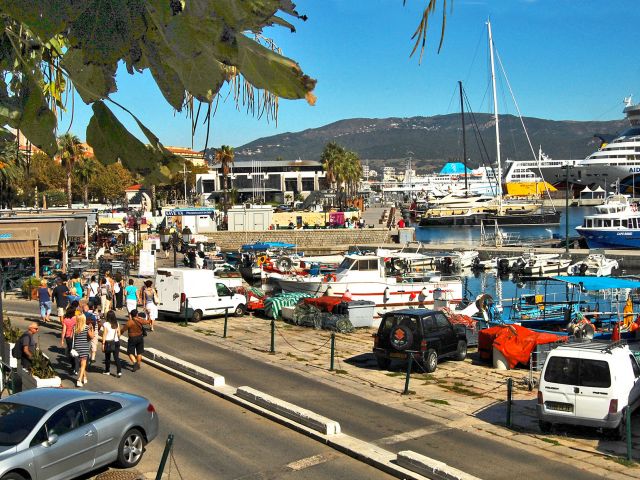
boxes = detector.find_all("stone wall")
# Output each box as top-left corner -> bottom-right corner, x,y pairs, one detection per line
205,228 -> 403,253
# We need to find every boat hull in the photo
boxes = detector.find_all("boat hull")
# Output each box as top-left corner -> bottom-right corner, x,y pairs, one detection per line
272,276 -> 463,317
576,227 -> 640,249
419,211 -> 560,227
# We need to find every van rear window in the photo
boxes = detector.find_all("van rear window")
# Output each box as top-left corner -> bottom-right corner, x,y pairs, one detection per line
544,357 -> 611,388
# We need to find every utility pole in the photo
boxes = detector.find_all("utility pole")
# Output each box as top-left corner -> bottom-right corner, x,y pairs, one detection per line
181,162 -> 191,205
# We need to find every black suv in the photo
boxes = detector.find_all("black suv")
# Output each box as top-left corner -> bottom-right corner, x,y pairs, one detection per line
372,309 -> 467,372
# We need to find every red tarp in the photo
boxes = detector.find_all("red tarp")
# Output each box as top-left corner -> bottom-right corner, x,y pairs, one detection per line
441,308 -> 476,329
303,296 -> 346,313
478,324 -> 567,369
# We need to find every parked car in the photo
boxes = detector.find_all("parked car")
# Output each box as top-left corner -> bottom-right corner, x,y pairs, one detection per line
372,309 -> 467,372
0,388 -> 159,480
537,342 -> 640,438
155,268 -> 246,322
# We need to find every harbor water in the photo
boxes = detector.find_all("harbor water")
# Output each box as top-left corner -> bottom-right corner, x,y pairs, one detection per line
414,206 -> 590,245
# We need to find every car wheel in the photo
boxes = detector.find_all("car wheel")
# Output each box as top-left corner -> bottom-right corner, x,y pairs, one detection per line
538,420 -> 552,434
605,411 -> 626,441
424,349 -> 438,373
454,340 -> 467,361
234,304 -> 246,317
1,472 -> 27,480
375,355 -> 391,370
192,309 -> 203,322
116,428 -> 146,468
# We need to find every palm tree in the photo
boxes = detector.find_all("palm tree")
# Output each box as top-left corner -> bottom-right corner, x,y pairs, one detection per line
0,142 -> 26,208
213,145 -> 235,209
57,133 -> 86,208
321,142 -> 343,189
73,157 -> 100,206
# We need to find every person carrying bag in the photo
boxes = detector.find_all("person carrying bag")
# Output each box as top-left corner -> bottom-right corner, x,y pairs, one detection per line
102,311 -> 122,377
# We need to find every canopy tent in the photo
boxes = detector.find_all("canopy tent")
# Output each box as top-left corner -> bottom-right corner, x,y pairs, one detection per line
554,276 -> 640,291
592,186 -> 606,199
439,162 -> 472,175
579,185 -> 594,199
241,241 -> 296,251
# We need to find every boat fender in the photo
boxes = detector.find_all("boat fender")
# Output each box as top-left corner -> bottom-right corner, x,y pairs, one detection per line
257,255 -> 269,266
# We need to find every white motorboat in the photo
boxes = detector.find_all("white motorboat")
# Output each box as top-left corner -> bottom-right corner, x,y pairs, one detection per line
269,249 -> 463,318
567,254 -> 619,277
512,252 -> 571,276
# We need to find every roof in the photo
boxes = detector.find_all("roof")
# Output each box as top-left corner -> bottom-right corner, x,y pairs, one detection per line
4,387 -> 97,409
126,184 -> 143,191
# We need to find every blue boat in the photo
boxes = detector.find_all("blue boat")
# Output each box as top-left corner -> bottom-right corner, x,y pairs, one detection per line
576,195 -> 640,249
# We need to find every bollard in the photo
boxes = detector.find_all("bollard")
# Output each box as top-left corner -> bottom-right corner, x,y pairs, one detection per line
223,308 -> 228,338
155,433 -> 174,480
330,332 -> 335,371
270,318 -> 275,353
627,407 -> 633,461
506,378 -> 513,428
402,353 -> 414,395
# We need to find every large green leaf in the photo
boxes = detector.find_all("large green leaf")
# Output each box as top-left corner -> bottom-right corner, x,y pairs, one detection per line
236,35 -> 315,100
61,48 -> 117,104
16,73 -> 57,157
0,1 -> 87,40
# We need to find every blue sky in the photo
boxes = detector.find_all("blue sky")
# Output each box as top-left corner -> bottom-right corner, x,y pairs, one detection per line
59,0 -> 640,150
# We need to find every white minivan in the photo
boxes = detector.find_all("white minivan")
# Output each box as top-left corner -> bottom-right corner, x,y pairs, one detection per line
538,342 -> 640,437
155,268 -> 246,322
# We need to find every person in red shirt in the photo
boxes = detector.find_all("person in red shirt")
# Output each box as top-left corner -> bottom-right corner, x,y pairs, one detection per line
397,218 -> 406,228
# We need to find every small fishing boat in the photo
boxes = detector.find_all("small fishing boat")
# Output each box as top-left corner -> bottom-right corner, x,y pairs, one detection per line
567,253 -> 619,277
512,252 -> 571,276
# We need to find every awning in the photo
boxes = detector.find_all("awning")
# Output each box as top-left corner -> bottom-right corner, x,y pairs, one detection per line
66,218 -> 87,237
37,222 -> 64,249
554,276 -> 640,291
0,227 -> 38,259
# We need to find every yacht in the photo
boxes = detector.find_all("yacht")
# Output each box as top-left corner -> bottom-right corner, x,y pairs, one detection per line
576,195 -> 640,249
505,97 -> 640,191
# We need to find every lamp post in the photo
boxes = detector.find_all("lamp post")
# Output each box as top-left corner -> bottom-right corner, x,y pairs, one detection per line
565,164 -> 570,253
172,230 -> 178,268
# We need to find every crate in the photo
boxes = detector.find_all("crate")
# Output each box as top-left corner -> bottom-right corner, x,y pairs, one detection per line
345,300 -> 376,328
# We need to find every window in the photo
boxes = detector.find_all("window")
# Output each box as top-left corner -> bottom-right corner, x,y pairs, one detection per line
544,356 -> 611,388
434,313 -> 450,329
83,399 -> 122,423
421,316 -> 436,332
337,258 -> 355,271
355,260 -> 377,271
45,402 -> 86,437
630,355 -> 640,378
216,283 -> 232,297
0,403 -> 46,446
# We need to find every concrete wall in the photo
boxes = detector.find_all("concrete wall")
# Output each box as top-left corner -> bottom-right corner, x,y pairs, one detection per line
205,228 -> 402,253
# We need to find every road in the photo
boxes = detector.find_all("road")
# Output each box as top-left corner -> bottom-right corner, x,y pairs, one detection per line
9,317 -> 394,480
5,300 -> 603,480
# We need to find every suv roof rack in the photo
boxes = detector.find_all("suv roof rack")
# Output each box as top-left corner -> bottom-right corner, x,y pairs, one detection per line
558,340 -> 627,354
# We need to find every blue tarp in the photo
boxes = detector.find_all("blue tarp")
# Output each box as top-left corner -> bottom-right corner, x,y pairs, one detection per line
554,276 -> 640,291
241,241 -> 296,251
438,162 -> 472,175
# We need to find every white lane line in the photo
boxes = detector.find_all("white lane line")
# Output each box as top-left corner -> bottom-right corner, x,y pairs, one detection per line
373,425 -> 453,445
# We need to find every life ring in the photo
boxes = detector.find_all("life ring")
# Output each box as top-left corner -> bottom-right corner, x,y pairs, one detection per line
256,255 -> 268,266
323,273 -> 337,283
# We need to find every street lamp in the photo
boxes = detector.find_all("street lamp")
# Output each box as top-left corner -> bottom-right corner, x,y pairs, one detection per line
564,164 -> 570,253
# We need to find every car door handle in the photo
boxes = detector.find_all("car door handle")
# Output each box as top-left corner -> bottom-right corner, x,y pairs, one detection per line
574,387 -> 580,394
84,431 -> 94,437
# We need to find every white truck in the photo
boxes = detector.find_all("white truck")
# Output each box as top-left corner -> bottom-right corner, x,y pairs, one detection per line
155,268 -> 246,322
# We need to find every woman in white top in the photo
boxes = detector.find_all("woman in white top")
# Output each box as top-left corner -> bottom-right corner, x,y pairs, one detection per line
87,275 -> 100,309
101,311 -> 122,376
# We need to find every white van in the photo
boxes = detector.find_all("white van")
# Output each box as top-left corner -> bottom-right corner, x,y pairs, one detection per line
538,342 -> 640,437
155,268 -> 246,322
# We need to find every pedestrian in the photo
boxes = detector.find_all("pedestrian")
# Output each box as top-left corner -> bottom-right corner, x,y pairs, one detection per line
83,304 -> 100,364
67,287 -> 81,304
124,279 -> 139,314
73,313 -> 94,387
102,310 -> 122,377
17,323 -> 39,370
141,280 -> 158,331
121,310 -> 152,371
60,307 -> 79,375
37,279 -> 52,323
52,277 -> 69,321
99,277 -> 112,313
70,272 -> 84,299
87,275 -> 100,308
114,272 -> 124,310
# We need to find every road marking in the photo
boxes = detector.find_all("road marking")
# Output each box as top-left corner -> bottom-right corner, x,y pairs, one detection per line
287,454 -> 331,471
373,425 -> 453,445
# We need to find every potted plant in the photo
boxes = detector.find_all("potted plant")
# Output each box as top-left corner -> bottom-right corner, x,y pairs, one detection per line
20,349 -> 61,390
21,277 -> 42,300
2,317 -> 21,368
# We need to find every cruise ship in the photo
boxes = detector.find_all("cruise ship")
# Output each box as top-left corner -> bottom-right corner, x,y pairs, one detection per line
504,97 -> 640,192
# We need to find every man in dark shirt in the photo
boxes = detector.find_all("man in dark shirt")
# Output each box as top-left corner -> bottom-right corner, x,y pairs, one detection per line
52,278 -> 69,321
19,323 -> 39,370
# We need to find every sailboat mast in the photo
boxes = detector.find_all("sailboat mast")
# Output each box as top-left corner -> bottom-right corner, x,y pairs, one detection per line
459,81 -> 468,193
487,20 -> 502,201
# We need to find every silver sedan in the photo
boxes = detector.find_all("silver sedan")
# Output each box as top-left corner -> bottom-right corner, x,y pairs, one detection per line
0,388 -> 159,480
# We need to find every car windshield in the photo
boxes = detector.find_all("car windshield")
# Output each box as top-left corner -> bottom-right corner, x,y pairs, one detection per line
0,402 -> 47,446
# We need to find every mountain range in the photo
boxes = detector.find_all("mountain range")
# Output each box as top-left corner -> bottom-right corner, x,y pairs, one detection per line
233,113 -> 627,173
